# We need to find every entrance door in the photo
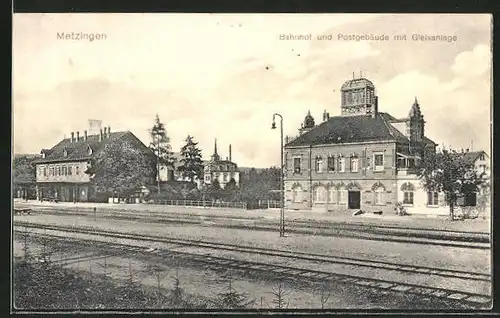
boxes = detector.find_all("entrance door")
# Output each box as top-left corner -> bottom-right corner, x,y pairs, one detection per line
348,191 -> 361,209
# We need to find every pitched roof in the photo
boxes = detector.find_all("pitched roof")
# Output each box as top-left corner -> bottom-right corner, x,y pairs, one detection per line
462,151 -> 487,164
285,112 -> 409,147
33,131 -> 130,164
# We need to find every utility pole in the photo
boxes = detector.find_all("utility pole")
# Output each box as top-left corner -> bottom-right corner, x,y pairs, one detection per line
156,134 -> 160,195
272,113 -> 285,237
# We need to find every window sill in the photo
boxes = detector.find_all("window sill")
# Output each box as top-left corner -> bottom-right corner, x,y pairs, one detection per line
374,203 -> 386,206
402,204 -> 414,207
426,205 -> 439,208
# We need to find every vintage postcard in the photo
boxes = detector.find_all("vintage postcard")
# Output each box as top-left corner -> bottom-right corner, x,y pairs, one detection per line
12,13 -> 492,313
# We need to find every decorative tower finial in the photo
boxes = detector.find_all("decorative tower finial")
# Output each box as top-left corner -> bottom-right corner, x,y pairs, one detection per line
414,96 -> 418,105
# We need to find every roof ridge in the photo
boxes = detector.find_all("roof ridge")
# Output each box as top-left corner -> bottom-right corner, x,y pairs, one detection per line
379,113 -> 396,141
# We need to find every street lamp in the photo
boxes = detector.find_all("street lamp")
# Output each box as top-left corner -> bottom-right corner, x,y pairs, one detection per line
272,113 -> 285,237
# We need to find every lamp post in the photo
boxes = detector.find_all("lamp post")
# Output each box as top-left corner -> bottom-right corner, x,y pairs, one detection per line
272,113 -> 285,237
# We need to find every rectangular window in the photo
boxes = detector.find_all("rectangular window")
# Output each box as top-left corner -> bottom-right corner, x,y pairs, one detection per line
479,165 -> 486,174
43,167 -> 46,176
373,153 -> 384,171
480,154 -> 485,160
76,166 -> 80,175
427,192 -> 439,206
315,157 -> 323,173
350,157 -> 359,172
49,167 -> 54,176
338,158 -> 345,173
63,166 -> 67,176
327,156 -> 335,172
403,191 -> 414,205
223,173 -> 228,182
293,157 -> 301,174
68,166 -> 72,175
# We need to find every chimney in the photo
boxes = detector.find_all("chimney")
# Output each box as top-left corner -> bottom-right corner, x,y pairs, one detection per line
107,125 -> 111,137
99,128 -> 103,141
229,144 -> 232,162
70,132 -> 74,143
103,127 -> 107,138
84,130 -> 88,141
76,131 -> 80,141
466,148 -> 469,152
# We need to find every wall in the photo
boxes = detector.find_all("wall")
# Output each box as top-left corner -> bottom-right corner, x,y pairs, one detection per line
36,161 -> 90,183
284,141 -> 398,212
396,174 -> 448,216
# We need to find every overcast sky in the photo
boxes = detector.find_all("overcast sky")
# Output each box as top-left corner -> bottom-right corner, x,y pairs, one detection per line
13,13 -> 492,168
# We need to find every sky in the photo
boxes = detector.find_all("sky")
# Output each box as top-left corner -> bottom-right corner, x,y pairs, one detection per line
13,13 -> 492,168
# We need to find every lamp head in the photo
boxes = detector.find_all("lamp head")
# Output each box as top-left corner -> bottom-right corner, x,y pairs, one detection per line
271,121 -> 276,129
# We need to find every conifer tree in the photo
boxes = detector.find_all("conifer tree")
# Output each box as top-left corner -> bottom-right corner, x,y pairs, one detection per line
177,135 -> 204,183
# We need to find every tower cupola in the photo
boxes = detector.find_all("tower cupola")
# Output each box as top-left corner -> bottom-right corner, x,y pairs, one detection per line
340,74 -> 378,117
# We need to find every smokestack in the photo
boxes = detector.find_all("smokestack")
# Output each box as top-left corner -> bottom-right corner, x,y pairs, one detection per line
99,128 -> 103,141
229,144 -> 232,162
70,132 -> 74,143
76,131 -> 80,141
84,130 -> 88,141
107,125 -> 111,137
103,127 -> 107,138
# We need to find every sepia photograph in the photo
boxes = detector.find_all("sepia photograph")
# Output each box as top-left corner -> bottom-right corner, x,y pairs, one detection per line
12,13 -> 492,313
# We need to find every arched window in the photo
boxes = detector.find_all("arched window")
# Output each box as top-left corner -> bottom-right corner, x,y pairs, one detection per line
328,185 -> 337,203
292,184 -> 303,203
401,182 -> 415,205
372,182 -> 386,205
312,185 -> 326,203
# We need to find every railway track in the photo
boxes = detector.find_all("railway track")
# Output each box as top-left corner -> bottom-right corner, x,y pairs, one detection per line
14,221 -> 492,307
13,206 -> 490,247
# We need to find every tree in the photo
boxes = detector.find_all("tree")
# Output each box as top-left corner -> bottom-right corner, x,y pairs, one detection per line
222,178 -> 239,201
207,178 -> 222,201
177,135 -> 204,183
417,148 -> 487,221
85,141 -> 156,199
13,154 -> 39,198
13,155 -> 37,184
150,114 -> 176,189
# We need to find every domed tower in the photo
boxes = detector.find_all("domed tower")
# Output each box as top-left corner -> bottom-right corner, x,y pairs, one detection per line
298,110 -> 315,135
340,75 -> 378,117
405,97 -> 425,142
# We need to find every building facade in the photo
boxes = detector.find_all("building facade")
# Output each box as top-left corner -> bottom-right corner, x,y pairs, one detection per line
284,77 -> 439,214
202,139 -> 240,189
34,125 -> 154,202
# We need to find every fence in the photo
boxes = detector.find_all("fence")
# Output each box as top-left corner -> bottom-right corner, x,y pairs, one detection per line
148,199 -> 248,209
146,199 -> 283,210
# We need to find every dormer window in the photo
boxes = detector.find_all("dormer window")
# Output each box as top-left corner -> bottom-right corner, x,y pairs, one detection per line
63,148 -> 68,157
87,146 -> 93,156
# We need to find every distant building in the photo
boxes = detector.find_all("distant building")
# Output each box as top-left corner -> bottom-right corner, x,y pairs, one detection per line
33,123 -> 154,202
202,139 -> 240,189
